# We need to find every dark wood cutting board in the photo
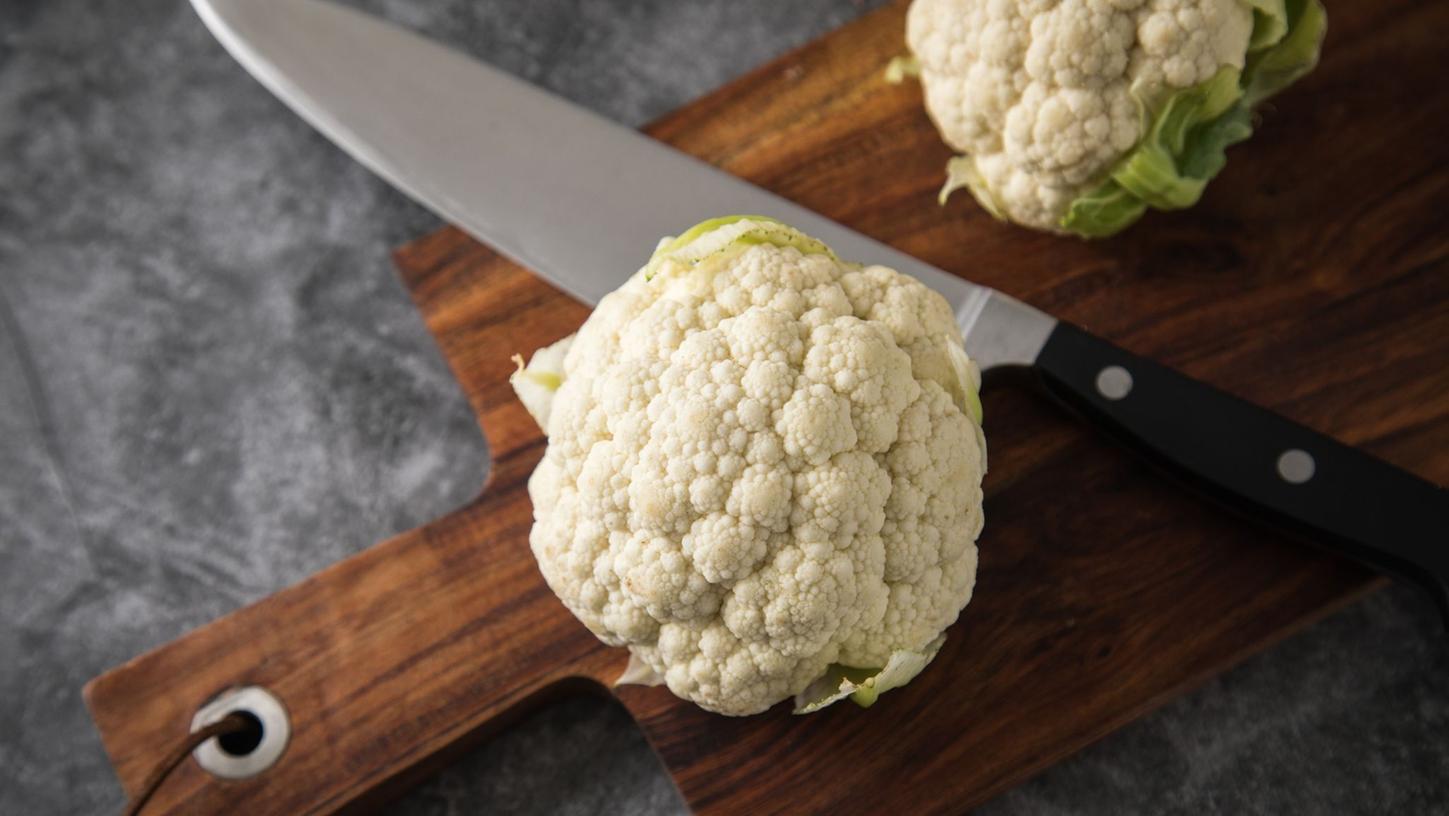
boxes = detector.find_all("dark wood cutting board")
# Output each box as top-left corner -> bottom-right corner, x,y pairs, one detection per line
85,1 -> 1449,813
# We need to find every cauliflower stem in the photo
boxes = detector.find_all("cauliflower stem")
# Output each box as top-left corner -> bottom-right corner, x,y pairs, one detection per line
793,634 -> 947,714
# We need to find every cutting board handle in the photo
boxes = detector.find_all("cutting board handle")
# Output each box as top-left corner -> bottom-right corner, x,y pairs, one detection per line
84,409 -> 621,814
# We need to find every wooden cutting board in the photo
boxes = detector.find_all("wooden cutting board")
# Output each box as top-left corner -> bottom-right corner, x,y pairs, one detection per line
85,1 -> 1449,813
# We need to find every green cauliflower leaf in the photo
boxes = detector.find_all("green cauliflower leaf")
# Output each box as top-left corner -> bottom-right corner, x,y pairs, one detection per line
1062,0 -> 1326,238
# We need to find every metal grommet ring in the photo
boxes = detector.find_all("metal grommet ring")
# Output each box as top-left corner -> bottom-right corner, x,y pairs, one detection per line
190,686 -> 290,779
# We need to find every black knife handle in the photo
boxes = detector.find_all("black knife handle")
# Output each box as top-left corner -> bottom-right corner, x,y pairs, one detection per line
1033,320 -> 1449,628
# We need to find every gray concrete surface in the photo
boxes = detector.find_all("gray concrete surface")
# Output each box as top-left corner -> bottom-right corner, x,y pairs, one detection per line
1,1 -> 1445,813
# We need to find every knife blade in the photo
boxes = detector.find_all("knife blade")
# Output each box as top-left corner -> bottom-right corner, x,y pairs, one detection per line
192,0 -> 1449,622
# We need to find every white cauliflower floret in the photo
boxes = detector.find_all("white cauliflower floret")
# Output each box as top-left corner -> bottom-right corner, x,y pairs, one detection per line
518,217 -> 987,715
906,0 -> 1325,235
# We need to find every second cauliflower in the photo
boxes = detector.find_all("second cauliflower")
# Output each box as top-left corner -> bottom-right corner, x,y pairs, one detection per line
906,0 -> 1327,236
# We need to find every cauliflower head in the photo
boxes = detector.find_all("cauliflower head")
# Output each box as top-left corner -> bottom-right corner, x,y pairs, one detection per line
515,217 -> 986,716
906,0 -> 1326,236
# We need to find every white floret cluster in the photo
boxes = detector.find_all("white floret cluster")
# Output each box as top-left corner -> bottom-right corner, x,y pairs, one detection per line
520,219 -> 987,715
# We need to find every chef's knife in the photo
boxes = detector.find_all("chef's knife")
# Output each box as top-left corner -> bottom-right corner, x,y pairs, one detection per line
193,0 -> 1448,623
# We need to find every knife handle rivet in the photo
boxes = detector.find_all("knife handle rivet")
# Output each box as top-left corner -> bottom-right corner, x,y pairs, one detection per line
1276,449 -> 1316,484
1095,365 -> 1133,401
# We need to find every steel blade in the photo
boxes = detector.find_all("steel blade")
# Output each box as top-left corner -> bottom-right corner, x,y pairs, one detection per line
192,0 -> 1054,369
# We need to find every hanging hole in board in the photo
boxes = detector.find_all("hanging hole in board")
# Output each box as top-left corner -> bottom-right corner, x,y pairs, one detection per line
216,709 -> 265,757
191,685 -> 291,779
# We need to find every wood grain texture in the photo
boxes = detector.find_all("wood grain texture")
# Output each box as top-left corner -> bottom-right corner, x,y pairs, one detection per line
85,0 -> 1449,813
